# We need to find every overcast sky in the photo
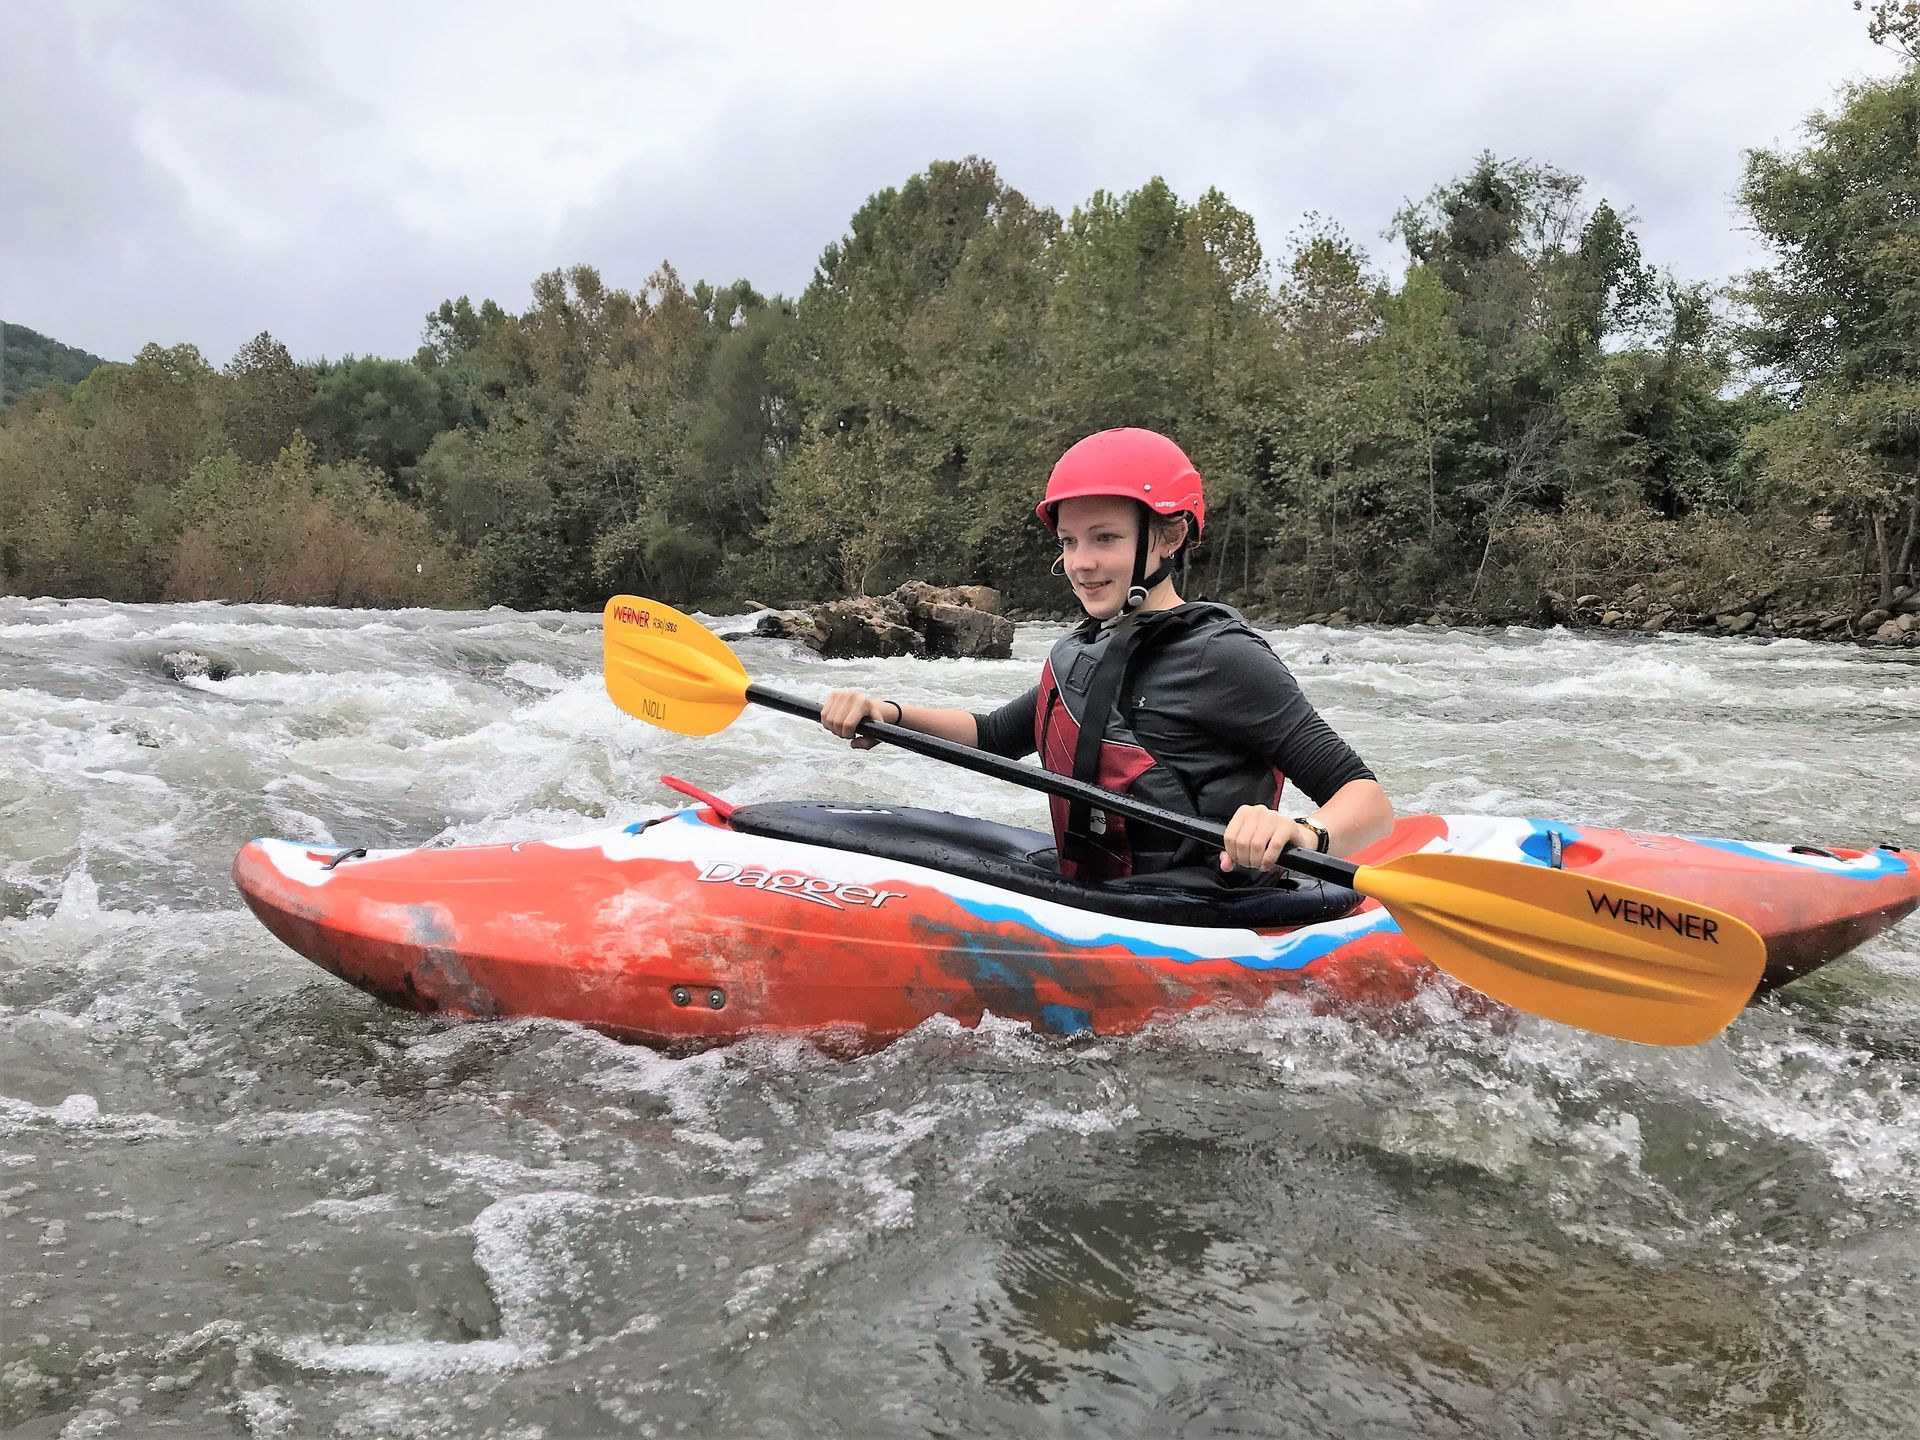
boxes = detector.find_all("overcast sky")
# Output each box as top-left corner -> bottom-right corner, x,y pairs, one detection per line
5,1 -> 1903,366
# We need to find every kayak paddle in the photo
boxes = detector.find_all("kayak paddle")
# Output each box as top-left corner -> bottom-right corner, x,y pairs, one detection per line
602,595 -> 1767,1047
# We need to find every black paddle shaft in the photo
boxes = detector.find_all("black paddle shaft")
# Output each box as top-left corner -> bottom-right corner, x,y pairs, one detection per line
745,683 -> 1360,888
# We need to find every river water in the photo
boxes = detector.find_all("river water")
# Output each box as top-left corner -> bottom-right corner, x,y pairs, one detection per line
3,596 -> 1917,1438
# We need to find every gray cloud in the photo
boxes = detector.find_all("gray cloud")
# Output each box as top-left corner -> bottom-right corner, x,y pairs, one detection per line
4,5 -> 194,280
95,0 -> 319,100
3,2 -> 1901,365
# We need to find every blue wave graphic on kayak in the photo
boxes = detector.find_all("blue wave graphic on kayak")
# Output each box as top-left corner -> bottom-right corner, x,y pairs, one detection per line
1681,835 -> 1910,882
949,895 -> 1402,972
1041,1003 -> 1094,1036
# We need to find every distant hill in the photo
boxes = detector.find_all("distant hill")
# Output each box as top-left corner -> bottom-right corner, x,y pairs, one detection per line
2,322 -> 109,411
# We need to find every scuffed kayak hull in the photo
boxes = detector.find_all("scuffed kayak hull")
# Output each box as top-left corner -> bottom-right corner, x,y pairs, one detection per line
233,805 -> 1920,1048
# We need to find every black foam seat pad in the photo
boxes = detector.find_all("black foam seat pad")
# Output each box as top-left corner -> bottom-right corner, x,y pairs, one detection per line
726,801 -> 1363,930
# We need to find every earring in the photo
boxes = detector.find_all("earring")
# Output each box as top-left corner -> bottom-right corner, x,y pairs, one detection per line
1050,554 -> 1066,577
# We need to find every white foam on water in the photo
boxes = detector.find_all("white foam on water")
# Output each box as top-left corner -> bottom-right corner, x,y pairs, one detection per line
215,1109 -> 372,1144
205,666 -> 492,721
274,1334 -> 533,1379
739,1103 -> 948,1236
53,868 -> 108,924
499,660 -> 573,693
1701,1027 -> 1920,1207
1179,987 -> 1703,1246
231,1382 -> 297,1438
435,1153 -> 603,1196
296,1194 -> 401,1223
469,1190 -> 603,1344
1374,1084 -> 1648,1181
722,1261 -> 786,1320
968,1099 -> 1137,1164
394,1015 -> 558,1064
271,1187 -> 663,1382
580,1037 -> 762,1163
1518,653 -> 1719,702
70,986 -> 193,1040
0,1092 -> 187,1141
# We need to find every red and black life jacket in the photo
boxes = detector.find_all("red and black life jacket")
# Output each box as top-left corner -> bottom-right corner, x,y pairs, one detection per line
1033,604 -> 1285,882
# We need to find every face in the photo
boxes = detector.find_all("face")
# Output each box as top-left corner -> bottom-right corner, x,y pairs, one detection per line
1053,496 -> 1179,620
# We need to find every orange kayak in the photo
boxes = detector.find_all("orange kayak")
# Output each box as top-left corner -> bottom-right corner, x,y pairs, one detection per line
233,784 -> 1919,1049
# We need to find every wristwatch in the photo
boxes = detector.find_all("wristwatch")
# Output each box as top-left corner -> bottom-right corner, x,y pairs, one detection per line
1295,817 -> 1331,854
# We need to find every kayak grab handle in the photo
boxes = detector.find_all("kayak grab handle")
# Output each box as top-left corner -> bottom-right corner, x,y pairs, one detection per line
660,774 -> 737,819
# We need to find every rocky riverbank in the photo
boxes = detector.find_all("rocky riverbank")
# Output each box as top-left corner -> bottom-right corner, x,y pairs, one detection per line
1242,582 -> 1915,647
1400,580 -> 1920,647
739,578 -> 1919,655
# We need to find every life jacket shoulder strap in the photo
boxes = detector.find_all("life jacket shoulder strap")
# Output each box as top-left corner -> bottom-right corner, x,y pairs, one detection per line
1061,618 -> 1151,863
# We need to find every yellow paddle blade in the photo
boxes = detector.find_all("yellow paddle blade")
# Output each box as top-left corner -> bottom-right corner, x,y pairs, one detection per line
1356,852 -> 1768,1047
602,595 -> 751,737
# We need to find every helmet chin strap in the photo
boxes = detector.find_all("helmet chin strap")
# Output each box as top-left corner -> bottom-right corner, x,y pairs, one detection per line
1121,505 -> 1175,615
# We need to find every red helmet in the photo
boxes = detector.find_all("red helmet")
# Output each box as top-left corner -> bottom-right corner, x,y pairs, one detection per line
1036,428 -> 1206,540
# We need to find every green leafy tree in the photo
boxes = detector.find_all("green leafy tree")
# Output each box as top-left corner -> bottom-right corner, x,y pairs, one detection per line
306,356 -> 449,486
1260,224 -> 1380,610
221,331 -> 315,464
418,295 -> 510,367
1738,67 -> 1920,389
0,392 -> 84,591
1739,62 -> 1920,603
761,428 -> 940,595
1857,0 -> 1920,58
692,296 -> 796,552
1557,284 -> 1759,518
1393,156 -> 1664,599
1042,179 -> 1276,601
768,158 -> 1060,598
418,264 -> 795,607
1364,264 -> 1476,543
68,343 -> 223,497
1750,380 -> 1920,606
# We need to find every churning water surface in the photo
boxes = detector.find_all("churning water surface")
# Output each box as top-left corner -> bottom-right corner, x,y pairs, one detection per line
2,596 -> 1918,1438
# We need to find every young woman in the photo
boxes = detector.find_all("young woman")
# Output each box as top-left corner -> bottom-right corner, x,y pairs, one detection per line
820,428 -> 1395,882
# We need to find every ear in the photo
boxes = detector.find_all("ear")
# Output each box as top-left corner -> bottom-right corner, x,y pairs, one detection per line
1155,516 -> 1189,559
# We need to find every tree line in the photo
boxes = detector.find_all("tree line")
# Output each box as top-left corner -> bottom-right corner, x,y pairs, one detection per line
3,52 -> 1916,620
1,323 -> 106,412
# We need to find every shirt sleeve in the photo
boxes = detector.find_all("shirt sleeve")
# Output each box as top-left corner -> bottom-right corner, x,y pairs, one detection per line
972,685 -> 1039,760
1197,628 -> 1375,804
